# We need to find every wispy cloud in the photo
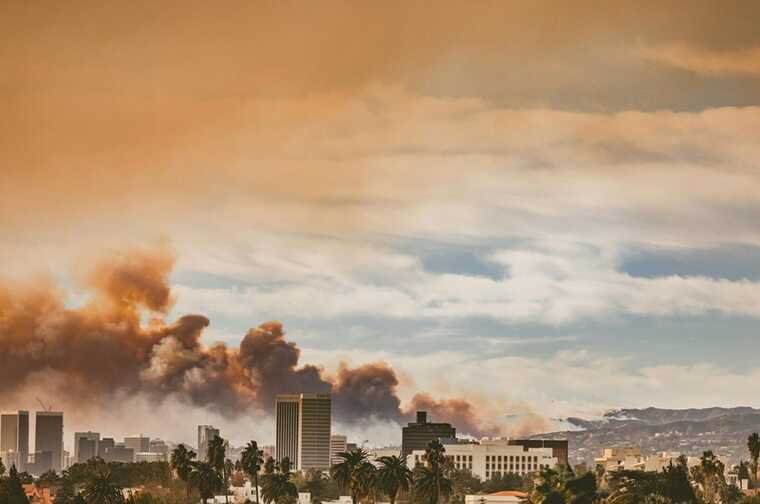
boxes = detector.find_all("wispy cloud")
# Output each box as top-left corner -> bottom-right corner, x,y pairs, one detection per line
170,236 -> 760,327
640,43 -> 760,77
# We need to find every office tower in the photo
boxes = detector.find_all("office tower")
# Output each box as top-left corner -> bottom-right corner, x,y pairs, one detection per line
276,395 -> 299,466
124,435 -> 150,457
77,439 -> 97,463
401,411 -> 456,458
300,393 -> 331,470
197,425 -> 220,462
99,438 -> 115,459
275,393 -> 331,471
74,432 -> 100,463
0,410 -> 29,471
329,434 -> 347,466
149,439 -> 168,456
35,411 -> 64,472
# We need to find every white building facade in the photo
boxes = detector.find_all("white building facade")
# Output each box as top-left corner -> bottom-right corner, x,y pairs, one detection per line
408,438 -> 557,481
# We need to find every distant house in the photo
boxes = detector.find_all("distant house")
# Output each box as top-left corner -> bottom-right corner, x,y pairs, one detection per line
211,484 -> 310,504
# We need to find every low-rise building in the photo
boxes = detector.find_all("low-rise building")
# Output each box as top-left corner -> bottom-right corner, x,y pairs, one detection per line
594,447 -> 644,472
135,452 -> 166,463
210,485 -> 310,504
408,438 -> 557,480
323,497 -> 353,504
369,446 -> 401,466
211,482 -> 260,503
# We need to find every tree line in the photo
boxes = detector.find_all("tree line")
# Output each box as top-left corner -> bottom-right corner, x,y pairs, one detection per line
3,431 -> 760,504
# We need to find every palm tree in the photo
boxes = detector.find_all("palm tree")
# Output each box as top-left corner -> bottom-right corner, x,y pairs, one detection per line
170,444 -> 197,504
242,441 -> 264,504
190,462 -> 222,504
376,456 -> 412,504
695,451 -> 724,504
748,433 -> 760,482
4,464 -> 32,504
412,440 -> 452,504
264,457 -> 276,475
207,436 -> 229,504
330,448 -> 372,504
302,470 -> 329,504
661,458 -> 697,504
54,471 -> 76,504
354,462 -> 378,504
81,470 -> 123,504
261,457 -> 297,504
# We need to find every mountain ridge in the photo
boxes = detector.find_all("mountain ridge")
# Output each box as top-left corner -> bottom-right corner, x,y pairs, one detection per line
534,407 -> 760,466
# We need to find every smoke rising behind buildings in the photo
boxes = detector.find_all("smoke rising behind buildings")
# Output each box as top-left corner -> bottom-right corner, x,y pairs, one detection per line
0,246 -> 517,439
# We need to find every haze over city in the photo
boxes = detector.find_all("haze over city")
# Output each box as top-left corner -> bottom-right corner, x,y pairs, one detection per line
4,0 -> 760,459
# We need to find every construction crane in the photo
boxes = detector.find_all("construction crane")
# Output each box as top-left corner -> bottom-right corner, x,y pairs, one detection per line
36,397 -> 52,412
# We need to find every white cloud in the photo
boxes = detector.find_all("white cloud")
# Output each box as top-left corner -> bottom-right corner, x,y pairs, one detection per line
171,236 -> 760,326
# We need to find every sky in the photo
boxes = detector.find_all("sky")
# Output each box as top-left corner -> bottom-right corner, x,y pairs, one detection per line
3,0 -> 760,448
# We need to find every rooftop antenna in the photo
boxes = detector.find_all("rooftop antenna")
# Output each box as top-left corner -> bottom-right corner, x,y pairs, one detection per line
36,397 -> 52,412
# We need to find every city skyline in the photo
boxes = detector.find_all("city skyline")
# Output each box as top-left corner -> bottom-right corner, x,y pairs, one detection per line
4,0 -> 760,451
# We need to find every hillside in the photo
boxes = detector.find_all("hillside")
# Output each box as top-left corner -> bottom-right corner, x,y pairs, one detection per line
534,407 -> 760,466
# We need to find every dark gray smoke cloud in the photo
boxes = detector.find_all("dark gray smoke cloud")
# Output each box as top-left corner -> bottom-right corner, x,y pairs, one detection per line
0,248 -> 500,437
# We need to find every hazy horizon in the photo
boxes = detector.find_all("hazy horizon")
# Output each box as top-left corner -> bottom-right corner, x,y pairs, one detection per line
3,0 -> 760,451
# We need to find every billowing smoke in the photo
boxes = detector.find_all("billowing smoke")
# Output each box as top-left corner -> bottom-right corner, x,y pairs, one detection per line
0,248 -> 510,437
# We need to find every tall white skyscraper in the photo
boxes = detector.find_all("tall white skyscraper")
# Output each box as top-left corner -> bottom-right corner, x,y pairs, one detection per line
35,411 -> 63,473
197,425 -> 220,462
275,393 -> 331,471
0,410 -> 29,471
